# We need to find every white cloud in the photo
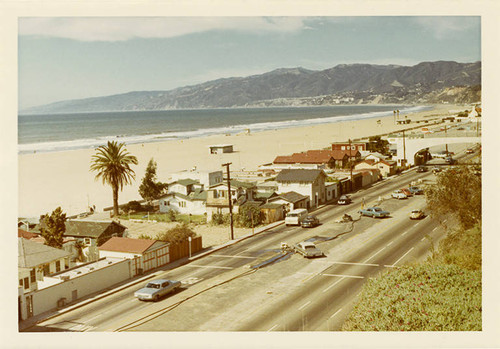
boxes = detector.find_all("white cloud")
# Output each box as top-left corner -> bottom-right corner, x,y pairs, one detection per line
413,16 -> 480,39
19,17 -> 308,41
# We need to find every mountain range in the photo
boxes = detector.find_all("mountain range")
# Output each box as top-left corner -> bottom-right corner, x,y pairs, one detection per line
22,61 -> 481,114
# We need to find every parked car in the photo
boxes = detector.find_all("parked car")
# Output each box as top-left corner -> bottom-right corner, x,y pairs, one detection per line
337,195 -> 352,205
301,215 -> 320,228
358,207 -> 390,218
445,157 -> 456,164
432,167 -> 442,174
391,190 -> 408,200
416,166 -> 427,173
401,188 -> 413,197
408,186 -> 424,195
409,209 -> 425,220
294,241 -> 324,258
466,148 -> 474,154
134,279 -> 181,301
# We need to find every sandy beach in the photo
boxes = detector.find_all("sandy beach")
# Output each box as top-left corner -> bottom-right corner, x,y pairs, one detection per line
18,104 -> 461,218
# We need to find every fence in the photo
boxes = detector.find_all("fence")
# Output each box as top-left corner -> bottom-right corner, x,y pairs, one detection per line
169,236 -> 203,262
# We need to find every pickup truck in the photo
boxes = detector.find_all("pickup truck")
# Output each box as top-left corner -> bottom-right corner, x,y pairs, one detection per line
358,207 -> 390,218
134,279 -> 181,301
294,241 -> 324,258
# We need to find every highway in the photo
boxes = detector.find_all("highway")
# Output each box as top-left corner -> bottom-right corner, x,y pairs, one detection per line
26,149 -> 478,332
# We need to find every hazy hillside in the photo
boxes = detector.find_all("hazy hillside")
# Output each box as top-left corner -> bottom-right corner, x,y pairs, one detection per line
22,61 -> 481,114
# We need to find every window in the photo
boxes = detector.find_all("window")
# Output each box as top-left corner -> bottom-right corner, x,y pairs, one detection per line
84,238 -> 91,245
179,201 -> 186,208
43,264 -> 50,276
55,260 -> 61,272
19,279 -> 23,287
341,146 -> 345,150
30,269 -> 36,283
23,277 -> 29,290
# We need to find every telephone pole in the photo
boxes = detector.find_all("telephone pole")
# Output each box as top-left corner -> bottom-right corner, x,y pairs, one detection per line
349,138 -> 353,191
222,162 -> 234,240
402,130 -> 407,168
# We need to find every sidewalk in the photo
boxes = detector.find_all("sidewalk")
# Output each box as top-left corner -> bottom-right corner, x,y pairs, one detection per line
19,219 -> 284,332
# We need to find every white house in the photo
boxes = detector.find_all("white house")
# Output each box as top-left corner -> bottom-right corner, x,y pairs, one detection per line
267,191 -> 310,211
206,180 -> 256,221
275,169 -> 327,209
158,189 -> 207,215
99,237 -> 170,276
170,170 -> 224,188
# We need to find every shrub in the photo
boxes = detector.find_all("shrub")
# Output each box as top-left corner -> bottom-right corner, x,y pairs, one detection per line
236,205 -> 263,228
211,212 -> 230,225
125,200 -> 143,213
156,223 -> 196,244
167,209 -> 178,222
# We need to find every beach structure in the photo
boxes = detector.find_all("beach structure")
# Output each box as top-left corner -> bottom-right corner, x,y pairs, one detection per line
331,141 -> 367,152
99,237 -> 170,276
275,169 -> 327,209
208,144 -> 233,154
272,149 -> 361,170
206,179 -> 256,221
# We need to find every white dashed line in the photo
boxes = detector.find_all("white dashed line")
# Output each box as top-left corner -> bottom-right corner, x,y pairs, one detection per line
268,324 -> 279,332
210,255 -> 256,259
186,265 -> 234,270
298,301 -> 311,311
401,230 -> 408,236
386,241 -> 394,247
322,278 -> 345,293
330,308 -> 342,319
393,247 -> 415,266
421,237 -> 426,242
432,227 -> 438,232
313,261 -> 378,267
321,273 -> 364,279
364,247 -> 385,263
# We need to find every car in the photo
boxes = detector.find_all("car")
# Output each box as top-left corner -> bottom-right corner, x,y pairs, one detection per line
401,188 -> 413,197
445,157 -> 456,165
409,209 -> 425,220
337,195 -> 352,205
294,241 -> 324,258
432,167 -> 442,174
391,190 -> 408,200
358,207 -> 390,218
416,166 -> 427,173
134,279 -> 181,301
301,215 -> 320,228
407,186 -> 424,195
466,148 -> 474,154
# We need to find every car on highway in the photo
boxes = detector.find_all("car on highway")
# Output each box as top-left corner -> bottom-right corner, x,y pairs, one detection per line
337,195 -> 352,205
409,209 -> 425,220
391,190 -> 408,200
416,166 -> 428,173
408,186 -> 424,195
445,157 -> 456,164
432,167 -> 442,174
358,207 -> 390,218
401,188 -> 413,197
301,215 -> 320,228
294,241 -> 324,258
134,279 -> 181,301
466,148 -> 474,154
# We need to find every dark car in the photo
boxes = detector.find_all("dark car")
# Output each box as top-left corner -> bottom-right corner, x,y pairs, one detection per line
301,215 -> 320,228
408,186 -> 424,195
337,195 -> 352,205
416,166 -> 427,173
466,148 -> 474,154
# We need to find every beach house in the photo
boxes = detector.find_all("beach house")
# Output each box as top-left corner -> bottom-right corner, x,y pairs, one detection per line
331,141 -> 367,152
275,169 -> 327,209
205,179 -> 256,221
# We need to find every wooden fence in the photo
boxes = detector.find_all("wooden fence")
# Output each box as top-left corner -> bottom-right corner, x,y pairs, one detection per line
169,236 -> 203,262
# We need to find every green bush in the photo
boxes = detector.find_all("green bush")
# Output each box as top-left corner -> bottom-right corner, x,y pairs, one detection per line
155,223 -> 196,244
211,212 -> 230,225
341,264 -> 481,331
236,205 -> 263,228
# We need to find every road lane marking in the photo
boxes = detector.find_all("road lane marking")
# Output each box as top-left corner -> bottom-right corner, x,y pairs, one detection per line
321,273 -> 364,279
432,227 -> 438,232
322,278 -> 345,293
267,324 -> 279,332
421,237 -> 426,242
330,308 -> 342,319
186,265 -> 234,270
210,254 -> 256,259
84,313 -> 103,323
386,241 -> 394,247
401,230 -> 408,236
364,247 -> 386,263
392,247 -> 415,266
312,260 -> 378,267
298,301 -> 311,311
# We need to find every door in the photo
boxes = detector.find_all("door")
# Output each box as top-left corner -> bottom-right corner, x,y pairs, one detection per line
26,295 -> 33,318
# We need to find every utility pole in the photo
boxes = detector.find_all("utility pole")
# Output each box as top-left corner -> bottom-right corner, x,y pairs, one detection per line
402,130 -> 406,168
444,124 -> 449,157
349,138 -> 353,191
222,162 -> 234,240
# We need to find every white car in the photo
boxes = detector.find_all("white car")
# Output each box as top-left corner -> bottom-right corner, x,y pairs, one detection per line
391,190 -> 408,200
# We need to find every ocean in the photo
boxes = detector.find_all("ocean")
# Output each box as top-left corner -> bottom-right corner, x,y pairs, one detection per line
18,105 -> 430,154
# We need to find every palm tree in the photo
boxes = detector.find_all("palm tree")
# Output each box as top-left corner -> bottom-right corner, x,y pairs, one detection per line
90,141 -> 138,217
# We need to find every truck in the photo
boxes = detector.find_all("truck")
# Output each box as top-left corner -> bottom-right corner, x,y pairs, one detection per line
285,208 -> 308,226
294,241 -> 324,258
358,207 -> 390,218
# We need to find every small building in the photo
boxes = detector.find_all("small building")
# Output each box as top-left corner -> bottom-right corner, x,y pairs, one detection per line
98,237 -> 170,276
209,144 -> 233,154
276,169 -> 327,209
331,141 -> 367,152
158,189 -> 207,215
206,180 -> 256,221
268,191 -> 310,211
259,203 -> 285,224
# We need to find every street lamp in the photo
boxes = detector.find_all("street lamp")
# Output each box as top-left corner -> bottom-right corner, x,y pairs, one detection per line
188,236 -> 192,258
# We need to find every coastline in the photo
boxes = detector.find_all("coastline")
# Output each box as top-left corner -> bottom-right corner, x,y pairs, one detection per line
18,104 -> 462,218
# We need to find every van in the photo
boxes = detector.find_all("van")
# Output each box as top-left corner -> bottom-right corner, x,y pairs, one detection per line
285,208 -> 308,226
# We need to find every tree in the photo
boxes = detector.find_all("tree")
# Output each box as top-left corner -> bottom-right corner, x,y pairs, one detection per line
236,204 -> 263,228
156,223 -> 196,244
367,136 -> 389,155
90,141 -> 138,217
39,207 -> 66,248
73,240 -> 86,262
139,158 -> 167,203
424,165 -> 481,229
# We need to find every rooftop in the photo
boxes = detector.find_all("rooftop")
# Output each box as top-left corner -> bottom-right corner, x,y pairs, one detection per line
99,236 -> 165,254
18,237 -> 71,268
276,169 -> 325,183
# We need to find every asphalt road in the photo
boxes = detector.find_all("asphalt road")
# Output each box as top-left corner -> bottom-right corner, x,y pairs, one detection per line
26,149 -> 478,332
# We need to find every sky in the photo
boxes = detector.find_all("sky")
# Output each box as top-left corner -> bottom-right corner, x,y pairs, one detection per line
18,16 -> 481,109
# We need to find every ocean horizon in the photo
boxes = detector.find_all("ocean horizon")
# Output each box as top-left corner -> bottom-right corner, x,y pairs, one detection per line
18,105 -> 430,154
